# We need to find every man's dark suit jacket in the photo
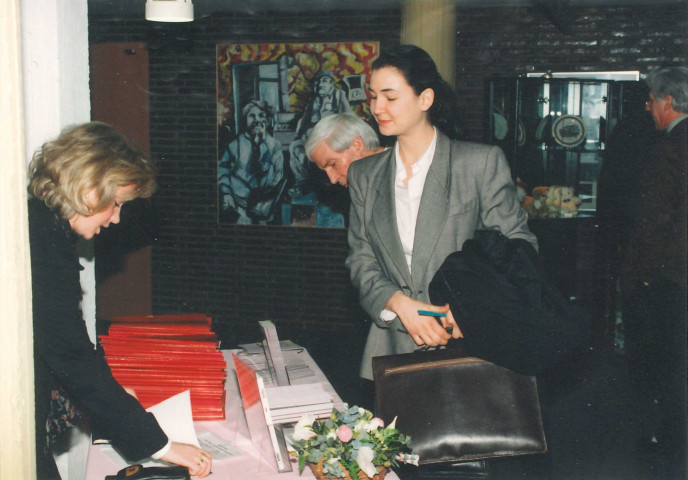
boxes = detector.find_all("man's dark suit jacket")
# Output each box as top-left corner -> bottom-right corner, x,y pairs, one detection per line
623,116 -> 687,291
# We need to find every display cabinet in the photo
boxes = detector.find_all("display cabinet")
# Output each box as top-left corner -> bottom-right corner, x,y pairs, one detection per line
487,73 -> 644,349
487,73 -> 641,217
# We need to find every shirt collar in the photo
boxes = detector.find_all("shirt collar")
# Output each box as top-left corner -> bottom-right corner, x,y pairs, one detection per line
393,128 -> 438,183
665,114 -> 688,134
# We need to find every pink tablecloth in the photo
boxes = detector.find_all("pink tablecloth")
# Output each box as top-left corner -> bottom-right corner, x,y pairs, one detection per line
85,348 -> 399,480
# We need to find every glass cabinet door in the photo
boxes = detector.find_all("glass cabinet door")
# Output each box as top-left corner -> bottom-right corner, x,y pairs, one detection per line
488,76 -> 637,218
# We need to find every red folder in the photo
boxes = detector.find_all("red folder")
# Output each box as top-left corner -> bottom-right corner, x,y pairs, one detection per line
99,313 -> 226,420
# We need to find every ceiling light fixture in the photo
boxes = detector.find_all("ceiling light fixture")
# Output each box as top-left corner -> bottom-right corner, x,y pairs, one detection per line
145,0 -> 194,22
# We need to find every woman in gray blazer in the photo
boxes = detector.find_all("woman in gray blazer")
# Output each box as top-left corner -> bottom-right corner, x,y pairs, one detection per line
346,45 -> 537,380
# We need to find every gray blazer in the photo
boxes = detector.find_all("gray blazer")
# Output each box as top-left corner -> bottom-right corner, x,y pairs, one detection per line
346,131 -> 538,379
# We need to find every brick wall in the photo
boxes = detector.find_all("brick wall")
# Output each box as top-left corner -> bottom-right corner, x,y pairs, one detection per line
89,11 -> 401,348
89,4 -> 686,347
454,4 -> 687,140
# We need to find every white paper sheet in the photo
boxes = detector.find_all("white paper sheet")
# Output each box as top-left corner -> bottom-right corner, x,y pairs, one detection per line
147,390 -> 200,447
100,390 -> 200,467
196,431 -> 242,460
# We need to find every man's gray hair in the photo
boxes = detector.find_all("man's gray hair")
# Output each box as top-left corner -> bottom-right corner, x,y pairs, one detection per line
305,113 -> 380,160
645,66 -> 688,114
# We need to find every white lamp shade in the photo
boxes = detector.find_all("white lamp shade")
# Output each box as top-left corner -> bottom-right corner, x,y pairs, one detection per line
146,0 -> 194,22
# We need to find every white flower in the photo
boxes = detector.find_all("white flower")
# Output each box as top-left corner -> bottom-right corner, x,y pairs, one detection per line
292,414 -> 316,441
401,453 -> 420,466
355,445 -> 376,478
387,416 -> 398,430
363,417 -> 384,432
326,429 -> 337,440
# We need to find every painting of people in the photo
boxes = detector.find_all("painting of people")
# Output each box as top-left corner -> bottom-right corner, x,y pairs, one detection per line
217,41 -> 379,226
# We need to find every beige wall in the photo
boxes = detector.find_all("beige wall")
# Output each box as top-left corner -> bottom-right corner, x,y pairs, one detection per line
401,0 -> 456,87
0,0 -> 34,477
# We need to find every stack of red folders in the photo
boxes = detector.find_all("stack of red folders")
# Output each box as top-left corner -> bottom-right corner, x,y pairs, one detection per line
99,313 -> 226,420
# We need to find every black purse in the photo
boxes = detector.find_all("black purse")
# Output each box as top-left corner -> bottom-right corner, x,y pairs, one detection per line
104,465 -> 190,480
372,348 -> 547,466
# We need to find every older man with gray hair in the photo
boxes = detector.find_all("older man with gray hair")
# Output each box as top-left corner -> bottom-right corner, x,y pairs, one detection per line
622,65 -> 687,478
305,113 -> 384,187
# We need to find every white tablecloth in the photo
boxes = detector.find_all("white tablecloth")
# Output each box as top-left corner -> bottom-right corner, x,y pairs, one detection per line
85,348 -> 399,480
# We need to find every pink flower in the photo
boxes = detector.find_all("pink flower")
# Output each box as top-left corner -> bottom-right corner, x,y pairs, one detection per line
337,425 -> 353,443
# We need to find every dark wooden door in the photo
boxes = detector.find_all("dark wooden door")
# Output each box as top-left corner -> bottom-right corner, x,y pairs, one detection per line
90,42 -> 153,321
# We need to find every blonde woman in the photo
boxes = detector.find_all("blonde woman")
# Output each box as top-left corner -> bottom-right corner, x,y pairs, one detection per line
28,122 -> 211,479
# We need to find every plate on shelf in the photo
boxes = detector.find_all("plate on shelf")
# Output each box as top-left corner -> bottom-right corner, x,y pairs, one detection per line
493,111 -> 508,140
552,115 -> 585,147
517,119 -> 526,146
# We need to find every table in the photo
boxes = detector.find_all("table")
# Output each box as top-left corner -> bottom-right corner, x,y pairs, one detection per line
85,348 -> 399,480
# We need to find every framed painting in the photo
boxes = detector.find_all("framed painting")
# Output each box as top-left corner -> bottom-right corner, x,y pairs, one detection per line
217,41 -> 380,227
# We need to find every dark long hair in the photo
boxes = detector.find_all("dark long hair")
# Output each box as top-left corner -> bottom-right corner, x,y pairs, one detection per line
372,45 -> 462,139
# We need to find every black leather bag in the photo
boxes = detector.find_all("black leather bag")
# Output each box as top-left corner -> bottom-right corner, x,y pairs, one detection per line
372,348 -> 547,466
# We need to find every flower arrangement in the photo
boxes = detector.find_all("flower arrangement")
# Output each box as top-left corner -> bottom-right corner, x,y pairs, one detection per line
290,404 -> 419,479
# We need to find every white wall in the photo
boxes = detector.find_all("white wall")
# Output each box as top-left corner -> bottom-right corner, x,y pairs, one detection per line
22,0 -> 91,150
0,0 -> 91,477
22,0 -> 97,344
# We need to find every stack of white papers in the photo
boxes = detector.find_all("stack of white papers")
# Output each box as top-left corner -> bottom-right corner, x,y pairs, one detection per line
265,383 -> 334,424
237,343 -> 317,386
238,339 -> 303,355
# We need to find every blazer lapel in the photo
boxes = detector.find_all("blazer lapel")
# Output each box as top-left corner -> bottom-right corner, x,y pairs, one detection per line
370,151 -> 414,289
411,133 -> 452,288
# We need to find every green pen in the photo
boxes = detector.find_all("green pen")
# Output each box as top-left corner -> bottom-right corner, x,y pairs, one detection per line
417,310 -> 447,317
418,310 -> 453,333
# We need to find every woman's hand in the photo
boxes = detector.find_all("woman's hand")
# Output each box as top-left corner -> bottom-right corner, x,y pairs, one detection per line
161,442 -> 212,478
386,293 -> 462,346
445,308 -> 464,340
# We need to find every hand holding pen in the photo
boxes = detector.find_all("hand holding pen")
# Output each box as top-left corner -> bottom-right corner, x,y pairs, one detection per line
418,307 -> 463,339
385,293 -> 462,347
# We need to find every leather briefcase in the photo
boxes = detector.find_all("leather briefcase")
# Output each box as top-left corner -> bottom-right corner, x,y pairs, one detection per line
372,348 -> 547,466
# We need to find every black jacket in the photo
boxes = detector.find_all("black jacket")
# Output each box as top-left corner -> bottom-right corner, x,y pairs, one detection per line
429,229 -> 589,375
622,117 -> 688,293
29,198 -> 167,479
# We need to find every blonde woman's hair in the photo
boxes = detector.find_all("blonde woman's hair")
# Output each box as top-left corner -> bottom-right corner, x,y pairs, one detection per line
28,122 -> 156,220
